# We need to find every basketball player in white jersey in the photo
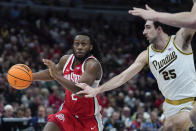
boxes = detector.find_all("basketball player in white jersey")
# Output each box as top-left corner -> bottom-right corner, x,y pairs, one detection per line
33,32 -> 103,131
129,0 -> 196,128
129,0 -> 196,29
77,20 -> 196,131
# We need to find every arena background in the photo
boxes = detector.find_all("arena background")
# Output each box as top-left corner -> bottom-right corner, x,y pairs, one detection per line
0,0 -> 195,131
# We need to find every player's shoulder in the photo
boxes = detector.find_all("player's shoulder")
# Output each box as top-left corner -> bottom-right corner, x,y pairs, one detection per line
141,50 -> 148,59
143,49 -> 148,53
141,49 -> 148,55
60,55 -> 71,61
136,50 -> 148,64
85,57 -> 100,66
84,57 -> 102,71
58,55 -> 72,68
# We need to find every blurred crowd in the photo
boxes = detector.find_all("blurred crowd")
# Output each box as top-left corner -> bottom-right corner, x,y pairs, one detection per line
0,2 -> 195,131
0,0 -> 190,8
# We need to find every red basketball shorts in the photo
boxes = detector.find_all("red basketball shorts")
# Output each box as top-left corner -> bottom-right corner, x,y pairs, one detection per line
47,108 -> 103,131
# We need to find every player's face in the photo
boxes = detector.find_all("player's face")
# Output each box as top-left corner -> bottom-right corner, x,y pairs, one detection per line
143,21 -> 158,43
73,35 -> 92,60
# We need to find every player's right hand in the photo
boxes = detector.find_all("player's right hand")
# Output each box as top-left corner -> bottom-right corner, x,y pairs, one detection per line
43,59 -> 57,79
76,83 -> 99,98
128,4 -> 158,21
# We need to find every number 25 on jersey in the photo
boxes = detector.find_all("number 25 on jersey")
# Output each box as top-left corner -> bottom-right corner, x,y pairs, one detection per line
162,69 -> 177,80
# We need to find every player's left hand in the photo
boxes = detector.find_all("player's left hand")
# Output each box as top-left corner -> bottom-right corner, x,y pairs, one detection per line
43,59 -> 57,79
128,4 -> 158,21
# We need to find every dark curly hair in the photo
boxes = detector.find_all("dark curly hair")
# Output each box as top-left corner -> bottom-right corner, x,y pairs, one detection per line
74,31 -> 102,61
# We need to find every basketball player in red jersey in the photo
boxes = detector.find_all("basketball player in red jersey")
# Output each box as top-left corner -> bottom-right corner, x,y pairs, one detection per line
33,32 -> 103,131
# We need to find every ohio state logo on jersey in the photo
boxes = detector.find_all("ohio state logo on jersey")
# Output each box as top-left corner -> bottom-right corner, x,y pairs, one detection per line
55,113 -> 65,122
64,72 -> 81,83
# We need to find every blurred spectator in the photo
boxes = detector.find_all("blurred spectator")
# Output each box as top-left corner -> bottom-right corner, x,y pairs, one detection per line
99,93 -> 109,109
15,107 -> 25,118
29,96 -> 42,116
102,109 -> 109,126
24,107 -> 32,118
104,95 -> 116,118
130,113 -> 143,131
30,105 -> 47,130
46,107 -> 54,116
0,95 -> 5,116
124,90 -> 136,109
40,88 -> 49,107
142,111 -> 162,130
3,105 -> 14,118
154,93 -> 164,109
104,111 -> 124,131
1,26 -> 9,39
121,106 -> 132,129
48,85 -> 63,111
21,88 -> 34,108
116,92 -> 125,108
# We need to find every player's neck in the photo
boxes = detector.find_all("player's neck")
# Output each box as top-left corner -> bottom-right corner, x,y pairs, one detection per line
153,33 -> 169,50
72,53 -> 92,68
72,59 -> 83,69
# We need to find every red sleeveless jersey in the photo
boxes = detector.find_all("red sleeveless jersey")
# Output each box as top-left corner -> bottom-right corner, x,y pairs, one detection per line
61,54 -> 102,119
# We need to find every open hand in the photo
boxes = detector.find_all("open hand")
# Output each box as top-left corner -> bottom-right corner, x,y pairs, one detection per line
43,59 -> 57,79
128,4 -> 158,21
76,83 -> 100,98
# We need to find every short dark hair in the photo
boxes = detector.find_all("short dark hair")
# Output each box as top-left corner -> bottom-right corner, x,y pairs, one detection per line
75,31 -> 102,61
152,21 -> 178,35
153,21 -> 167,30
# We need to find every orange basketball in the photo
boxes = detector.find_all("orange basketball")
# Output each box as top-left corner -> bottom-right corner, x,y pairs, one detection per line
7,64 -> 32,90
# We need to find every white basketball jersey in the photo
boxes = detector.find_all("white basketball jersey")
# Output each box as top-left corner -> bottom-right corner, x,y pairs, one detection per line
148,35 -> 196,100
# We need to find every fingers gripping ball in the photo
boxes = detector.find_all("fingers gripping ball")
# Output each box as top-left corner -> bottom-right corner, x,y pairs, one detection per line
7,64 -> 32,90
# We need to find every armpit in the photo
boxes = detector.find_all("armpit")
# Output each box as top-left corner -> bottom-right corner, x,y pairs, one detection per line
182,35 -> 192,50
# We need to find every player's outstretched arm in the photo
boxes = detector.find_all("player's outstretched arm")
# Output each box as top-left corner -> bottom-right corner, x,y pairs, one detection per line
32,56 -> 69,81
33,69 -> 54,81
129,1 -> 196,29
77,50 -> 148,98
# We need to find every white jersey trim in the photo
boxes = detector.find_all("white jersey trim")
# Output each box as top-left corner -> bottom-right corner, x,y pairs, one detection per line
62,54 -> 73,73
94,97 -> 103,131
172,35 -> 193,55
70,55 -> 75,71
82,56 -> 103,82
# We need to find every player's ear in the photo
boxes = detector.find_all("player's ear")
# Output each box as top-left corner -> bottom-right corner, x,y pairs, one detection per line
90,45 -> 93,51
157,26 -> 162,33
